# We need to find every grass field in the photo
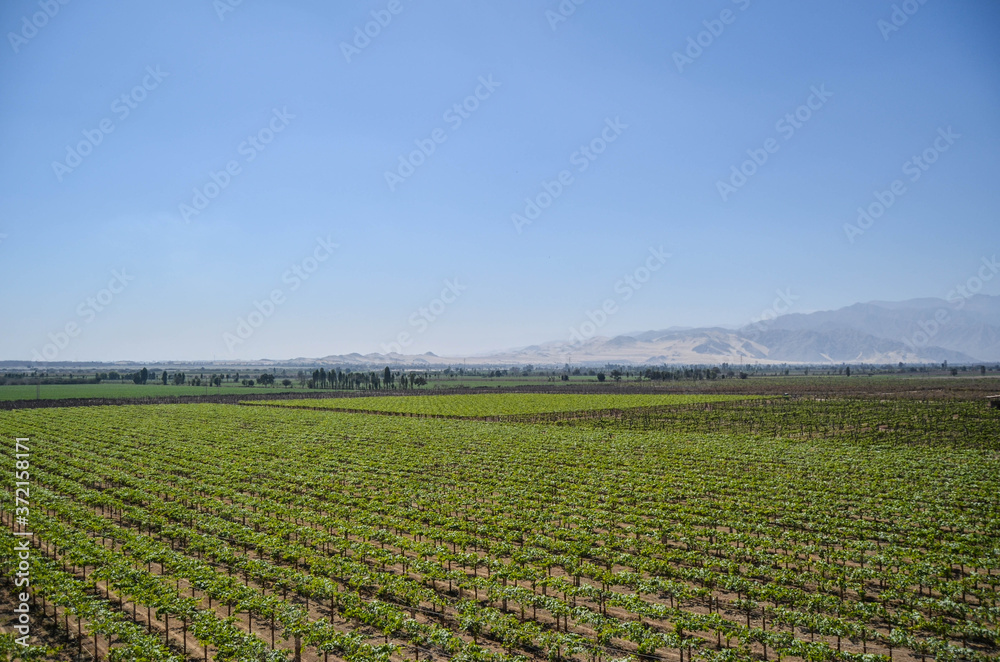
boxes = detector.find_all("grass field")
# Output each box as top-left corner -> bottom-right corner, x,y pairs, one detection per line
1,389 -> 998,662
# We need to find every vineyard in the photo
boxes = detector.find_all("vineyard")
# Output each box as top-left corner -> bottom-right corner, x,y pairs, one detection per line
244,394 -> 759,418
1,393 -> 998,662
556,398 -> 1000,448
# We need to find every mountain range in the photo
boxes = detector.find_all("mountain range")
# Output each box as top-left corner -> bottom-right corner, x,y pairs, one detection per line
299,295 -> 1000,367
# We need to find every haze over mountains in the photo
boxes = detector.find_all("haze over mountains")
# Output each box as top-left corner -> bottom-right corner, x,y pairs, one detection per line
303,295 -> 1000,367
11,296 -> 997,369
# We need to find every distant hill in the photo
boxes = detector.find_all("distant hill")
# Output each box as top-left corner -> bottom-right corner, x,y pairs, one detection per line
284,295 -> 1000,367
760,295 -> 1000,362
16,295 -> 994,369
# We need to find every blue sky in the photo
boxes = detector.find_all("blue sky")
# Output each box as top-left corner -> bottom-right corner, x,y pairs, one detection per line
1,0 -> 998,361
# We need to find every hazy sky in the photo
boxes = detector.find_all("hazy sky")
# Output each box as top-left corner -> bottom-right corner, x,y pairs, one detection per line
2,0 -> 998,361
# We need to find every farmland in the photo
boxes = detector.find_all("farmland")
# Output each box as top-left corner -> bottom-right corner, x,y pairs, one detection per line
1,389 -> 999,662
2,374 -> 997,405
246,393 -> 760,418
0,384 -> 305,402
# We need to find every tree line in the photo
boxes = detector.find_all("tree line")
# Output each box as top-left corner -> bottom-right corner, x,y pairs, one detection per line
307,367 -> 426,390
